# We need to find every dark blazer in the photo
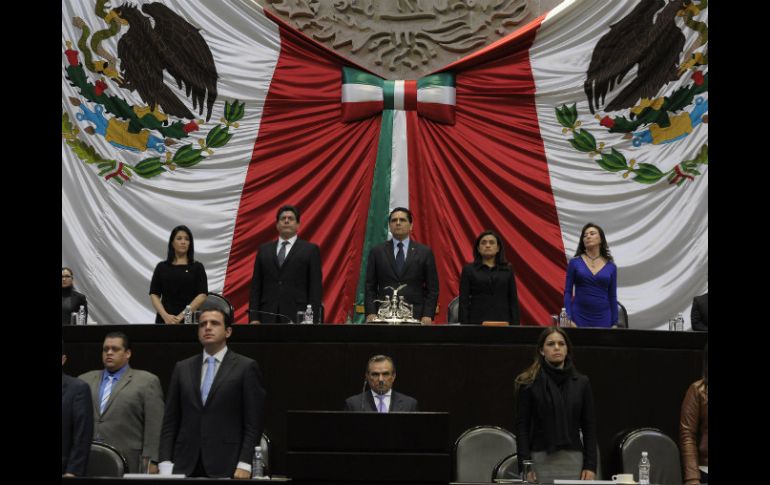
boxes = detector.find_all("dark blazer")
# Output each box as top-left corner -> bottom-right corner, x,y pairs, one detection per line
365,240 -> 439,319
158,349 -> 266,478
62,373 -> 94,476
691,293 -> 708,331
62,289 -> 88,325
79,367 -> 165,473
343,391 -> 419,412
458,262 -> 520,325
515,370 -> 597,472
249,238 -> 322,323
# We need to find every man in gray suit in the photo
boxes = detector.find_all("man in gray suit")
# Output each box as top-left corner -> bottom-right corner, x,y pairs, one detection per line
344,355 -> 419,412
79,332 -> 164,474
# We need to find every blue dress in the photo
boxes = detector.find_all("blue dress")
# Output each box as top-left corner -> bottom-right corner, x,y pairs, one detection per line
563,256 -> 617,328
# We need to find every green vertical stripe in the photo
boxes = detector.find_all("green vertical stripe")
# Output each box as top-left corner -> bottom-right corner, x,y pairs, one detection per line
353,109 -> 394,323
383,81 -> 395,110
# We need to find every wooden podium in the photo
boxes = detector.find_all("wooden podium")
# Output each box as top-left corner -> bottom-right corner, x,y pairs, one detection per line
287,410 -> 451,482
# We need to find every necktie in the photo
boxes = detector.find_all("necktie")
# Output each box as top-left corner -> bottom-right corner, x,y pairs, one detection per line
277,241 -> 289,267
100,375 -> 114,414
201,356 -> 216,404
395,242 -> 405,273
376,394 -> 386,413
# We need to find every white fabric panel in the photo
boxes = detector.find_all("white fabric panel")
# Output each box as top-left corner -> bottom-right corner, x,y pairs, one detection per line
416,85 -> 456,105
393,80 -> 406,110
390,110 -> 410,212
532,0 -> 708,329
341,83 -> 382,103
62,0 -> 281,323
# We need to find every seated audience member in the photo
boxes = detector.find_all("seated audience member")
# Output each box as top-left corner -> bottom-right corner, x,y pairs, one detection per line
690,293 -> 708,331
515,327 -> 597,482
344,355 -> 418,412
458,229 -> 520,325
680,344 -> 708,484
62,266 -> 88,325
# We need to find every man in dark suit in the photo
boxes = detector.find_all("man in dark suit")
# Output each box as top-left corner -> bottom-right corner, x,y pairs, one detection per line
79,332 -> 164,473
344,355 -> 419,412
691,292 -> 708,331
62,341 -> 94,477
365,207 -> 439,324
159,305 -> 266,478
249,205 -> 322,323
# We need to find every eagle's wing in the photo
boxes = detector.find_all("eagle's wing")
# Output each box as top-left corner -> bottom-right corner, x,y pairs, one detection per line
142,3 -> 219,122
583,0 -> 664,114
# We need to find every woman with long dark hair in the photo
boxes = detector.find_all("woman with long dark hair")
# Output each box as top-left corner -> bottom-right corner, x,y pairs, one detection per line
149,225 -> 208,324
563,223 -> 618,327
458,230 -> 520,325
515,327 -> 597,481
62,267 -> 88,325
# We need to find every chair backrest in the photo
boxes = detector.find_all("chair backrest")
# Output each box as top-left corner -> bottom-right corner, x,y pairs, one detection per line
454,425 -> 517,482
617,301 -> 629,328
447,296 -> 460,324
618,428 -> 682,485
202,292 -> 235,323
85,441 -> 128,477
260,431 -> 271,476
492,453 -> 519,481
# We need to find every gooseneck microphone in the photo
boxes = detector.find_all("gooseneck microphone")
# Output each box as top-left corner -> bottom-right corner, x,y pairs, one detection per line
361,379 -> 368,411
250,310 -> 294,324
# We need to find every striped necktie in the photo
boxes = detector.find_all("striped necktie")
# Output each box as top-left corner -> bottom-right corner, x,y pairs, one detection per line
100,375 -> 114,414
376,394 -> 387,413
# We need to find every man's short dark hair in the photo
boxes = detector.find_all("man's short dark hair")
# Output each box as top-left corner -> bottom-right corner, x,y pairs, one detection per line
389,207 -> 412,224
198,304 -> 232,327
276,205 -> 300,223
367,354 -> 396,374
104,331 -> 131,351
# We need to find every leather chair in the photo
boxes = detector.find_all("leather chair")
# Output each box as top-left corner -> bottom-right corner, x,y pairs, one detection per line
616,301 -> 629,328
202,292 -> 235,323
260,431 -> 271,476
454,425 -> 517,482
615,427 -> 682,485
492,453 -> 519,480
85,441 -> 128,477
447,296 -> 460,324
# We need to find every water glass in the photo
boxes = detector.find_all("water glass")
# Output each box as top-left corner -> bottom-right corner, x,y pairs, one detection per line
295,311 -> 305,324
70,312 -> 79,326
521,460 -> 538,483
140,455 -> 151,474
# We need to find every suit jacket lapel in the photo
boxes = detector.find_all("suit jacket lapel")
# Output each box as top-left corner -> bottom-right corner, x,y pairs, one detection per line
205,351 -> 235,406
101,368 -> 132,415
281,238 -> 301,269
400,243 -> 419,276
389,392 -> 400,412
365,391 -> 377,412
386,240 -> 399,277
268,241 -> 280,272
190,356 -> 204,408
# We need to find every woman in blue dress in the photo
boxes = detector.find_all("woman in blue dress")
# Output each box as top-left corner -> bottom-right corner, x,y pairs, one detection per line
563,223 -> 617,328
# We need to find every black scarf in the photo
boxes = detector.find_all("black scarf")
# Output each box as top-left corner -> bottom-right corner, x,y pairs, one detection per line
531,356 -> 574,453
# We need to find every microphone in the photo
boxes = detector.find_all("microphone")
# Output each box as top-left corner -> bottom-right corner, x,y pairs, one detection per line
250,310 -> 295,324
361,379 -> 368,411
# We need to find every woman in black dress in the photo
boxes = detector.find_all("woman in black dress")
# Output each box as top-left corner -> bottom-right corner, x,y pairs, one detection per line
149,225 -> 208,324
514,327 -> 597,482
62,267 -> 88,325
458,230 -> 520,325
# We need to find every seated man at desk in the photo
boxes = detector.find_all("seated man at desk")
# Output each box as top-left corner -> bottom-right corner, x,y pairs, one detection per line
344,355 -> 419,412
